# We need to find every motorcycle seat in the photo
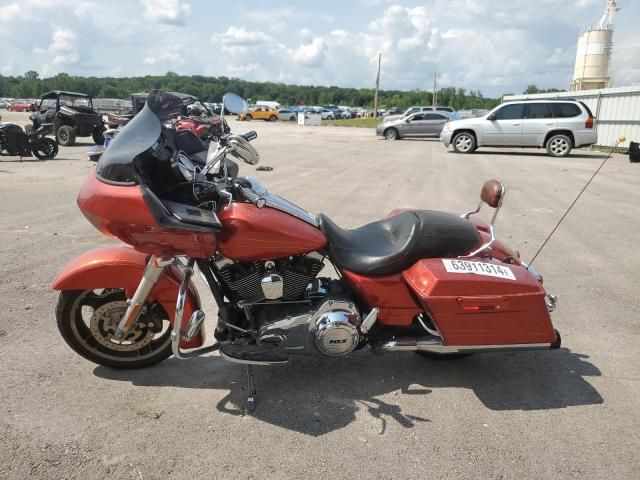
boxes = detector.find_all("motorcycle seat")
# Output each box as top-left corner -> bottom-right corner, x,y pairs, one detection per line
318,210 -> 481,275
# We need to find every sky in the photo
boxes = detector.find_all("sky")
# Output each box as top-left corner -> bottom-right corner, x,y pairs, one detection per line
0,0 -> 638,97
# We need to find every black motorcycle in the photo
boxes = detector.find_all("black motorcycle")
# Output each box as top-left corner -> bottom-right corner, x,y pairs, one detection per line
0,123 -> 58,160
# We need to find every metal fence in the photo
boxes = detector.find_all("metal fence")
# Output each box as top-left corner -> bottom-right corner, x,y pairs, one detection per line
504,85 -> 640,148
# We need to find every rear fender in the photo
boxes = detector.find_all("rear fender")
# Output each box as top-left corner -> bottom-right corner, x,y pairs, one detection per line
52,246 -> 203,348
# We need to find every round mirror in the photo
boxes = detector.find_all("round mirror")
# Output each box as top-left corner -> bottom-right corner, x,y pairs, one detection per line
222,93 -> 248,115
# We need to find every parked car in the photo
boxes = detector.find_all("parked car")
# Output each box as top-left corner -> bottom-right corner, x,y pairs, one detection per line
240,105 -> 279,121
376,112 -> 451,140
0,98 -> 15,109
7,99 -> 36,112
384,106 -> 458,123
31,91 -> 105,146
318,108 -> 336,120
439,100 -> 597,157
278,109 -> 298,121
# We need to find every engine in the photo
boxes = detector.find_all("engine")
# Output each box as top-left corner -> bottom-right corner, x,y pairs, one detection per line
215,253 -> 362,358
215,252 -> 324,304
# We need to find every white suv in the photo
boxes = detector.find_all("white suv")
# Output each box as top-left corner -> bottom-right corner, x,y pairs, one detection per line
440,100 -> 597,157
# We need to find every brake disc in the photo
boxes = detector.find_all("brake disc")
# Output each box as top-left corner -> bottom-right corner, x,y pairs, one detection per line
90,301 -> 155,352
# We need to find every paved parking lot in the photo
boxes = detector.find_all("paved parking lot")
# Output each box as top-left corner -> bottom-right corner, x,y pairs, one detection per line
1,110 -> 639,479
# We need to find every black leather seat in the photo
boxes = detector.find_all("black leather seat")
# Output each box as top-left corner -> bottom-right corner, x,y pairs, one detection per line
318,210 -> 481,275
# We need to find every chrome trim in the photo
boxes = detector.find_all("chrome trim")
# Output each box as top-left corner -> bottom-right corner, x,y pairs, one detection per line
171,260 -> 220,359
115,256 -> 172,339
360,307 -> 379,334
416,313 -> 441,337
460,182 -> 506,258
182,310 -> 205,341
371,336 -> 554,354
546,294 -> 558,312
261,273 -> 284,300
241,177 -> 319,226
219,350 -> 288,365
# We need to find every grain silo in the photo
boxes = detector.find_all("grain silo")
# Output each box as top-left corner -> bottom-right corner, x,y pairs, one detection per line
570,0 -> 620,91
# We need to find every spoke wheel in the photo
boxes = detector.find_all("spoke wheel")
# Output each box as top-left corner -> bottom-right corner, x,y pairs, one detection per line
452,132 -> 475,153
56,289 -> 173,369
546,134 -> 571,157
384,128 -> 399,140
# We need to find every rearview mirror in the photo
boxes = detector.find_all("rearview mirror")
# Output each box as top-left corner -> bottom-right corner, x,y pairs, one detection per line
487,114 -> 496,121
222,93 -> 248,115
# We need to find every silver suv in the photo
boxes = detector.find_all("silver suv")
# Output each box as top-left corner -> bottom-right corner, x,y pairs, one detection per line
440,100 -> 597,157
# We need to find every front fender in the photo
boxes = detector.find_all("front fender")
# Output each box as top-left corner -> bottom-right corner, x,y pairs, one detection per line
52,246 -> 204,348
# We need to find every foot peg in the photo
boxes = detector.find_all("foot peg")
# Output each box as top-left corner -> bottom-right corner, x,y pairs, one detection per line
182,310 -> 205,341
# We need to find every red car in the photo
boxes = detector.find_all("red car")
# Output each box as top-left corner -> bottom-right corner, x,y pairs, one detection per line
8,100 -> 36,112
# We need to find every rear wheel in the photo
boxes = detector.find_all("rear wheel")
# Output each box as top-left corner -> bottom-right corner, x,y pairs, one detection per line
56,125 -> 76,146
546,134 -> 572,157
245,114 -> 252,121
452,132 -> 476,153
269,115 -> 277,122
32,138 -> 58,160
56,289 -> 173,369
92,129 -> 105,145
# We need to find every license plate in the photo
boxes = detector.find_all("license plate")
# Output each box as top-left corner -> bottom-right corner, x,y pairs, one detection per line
442,259 -> 516,280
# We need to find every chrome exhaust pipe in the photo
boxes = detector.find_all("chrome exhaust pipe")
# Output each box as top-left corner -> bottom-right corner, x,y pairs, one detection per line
371,334 -> 560,354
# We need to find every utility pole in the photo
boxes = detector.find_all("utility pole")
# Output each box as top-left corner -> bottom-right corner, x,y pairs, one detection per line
432,72 -> 437,107
373,52 -> 382,117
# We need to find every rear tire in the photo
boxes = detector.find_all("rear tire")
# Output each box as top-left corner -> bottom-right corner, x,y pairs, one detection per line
415,351 -> 474,360
452,132 -> 476,153
92,129 -> 105,146
56,125 -> 76,146
56,289 -> 173,369
32,138 -> 58,160
269,115 -> 277,122
546,134 -> 572,157
245,114 -> 252,121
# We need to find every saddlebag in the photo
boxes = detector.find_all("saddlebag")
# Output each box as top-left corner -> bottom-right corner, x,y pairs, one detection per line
403,258 -> 557,346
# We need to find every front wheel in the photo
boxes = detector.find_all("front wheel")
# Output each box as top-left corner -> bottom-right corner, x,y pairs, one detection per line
452,132 -> 476,153
245,114 -> 252,121
384,128 -> 399,140
546,134 -> 572,157
56,289 -> 173,369
32,138 -> 58,160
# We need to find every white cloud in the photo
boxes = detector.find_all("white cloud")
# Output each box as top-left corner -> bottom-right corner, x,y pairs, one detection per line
41,28 -> 79,75
141,0 -> 191,26
143,46 -> 184,66
292,38 -> 327,67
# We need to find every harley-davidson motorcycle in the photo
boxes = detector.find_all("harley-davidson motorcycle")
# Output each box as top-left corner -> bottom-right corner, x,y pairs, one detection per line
0,122 -> 58,160
52,91 -> 559,411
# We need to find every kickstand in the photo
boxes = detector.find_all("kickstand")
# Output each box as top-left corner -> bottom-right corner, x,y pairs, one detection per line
244,364 -> 256,414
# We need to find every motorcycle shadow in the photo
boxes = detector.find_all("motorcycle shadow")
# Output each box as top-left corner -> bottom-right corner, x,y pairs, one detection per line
94,347 -> 602,436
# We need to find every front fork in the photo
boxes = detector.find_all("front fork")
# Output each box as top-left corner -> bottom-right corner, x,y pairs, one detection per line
115,256 -> 217,358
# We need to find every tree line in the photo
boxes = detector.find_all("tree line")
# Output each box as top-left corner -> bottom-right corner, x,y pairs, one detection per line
0,71 -> 505,110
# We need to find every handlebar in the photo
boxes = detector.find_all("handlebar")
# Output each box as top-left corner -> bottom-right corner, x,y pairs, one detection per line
240,187 -> 265,208
241,131 -> 257,142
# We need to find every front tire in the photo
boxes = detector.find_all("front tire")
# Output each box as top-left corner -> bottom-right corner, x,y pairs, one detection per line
546,134 -> 572,157
384,128 -> 399,140
56,289 -> 173,369
245,114 -> 252,121
32,138 -> 58,160
56,125 -> 76,146
452,132 -> 476,153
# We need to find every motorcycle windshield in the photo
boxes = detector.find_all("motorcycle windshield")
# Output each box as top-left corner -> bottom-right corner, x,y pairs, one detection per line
96,91 -> 184,184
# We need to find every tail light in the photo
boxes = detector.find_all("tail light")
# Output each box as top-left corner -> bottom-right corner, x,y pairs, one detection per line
585,116 -> 594,129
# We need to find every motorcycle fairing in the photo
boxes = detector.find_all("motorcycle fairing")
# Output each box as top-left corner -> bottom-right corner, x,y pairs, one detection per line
51,246 -> 204,349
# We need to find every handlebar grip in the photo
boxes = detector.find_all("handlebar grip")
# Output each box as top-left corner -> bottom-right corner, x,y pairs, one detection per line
242,131 -> 257,142
240,187 -> 265,208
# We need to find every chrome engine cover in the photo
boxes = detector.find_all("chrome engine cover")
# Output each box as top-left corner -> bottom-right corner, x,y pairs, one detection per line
315,311 -> 360,356
256,298 -> 361,357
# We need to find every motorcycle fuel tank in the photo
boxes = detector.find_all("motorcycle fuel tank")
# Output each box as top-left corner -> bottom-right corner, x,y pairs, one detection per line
218,203 -> 327,261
